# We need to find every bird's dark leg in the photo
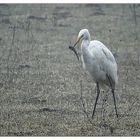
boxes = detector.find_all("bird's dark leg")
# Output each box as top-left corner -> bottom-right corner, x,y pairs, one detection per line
107,75 -> 118,118
92,82 -> 100,119
111,89 -> 118,118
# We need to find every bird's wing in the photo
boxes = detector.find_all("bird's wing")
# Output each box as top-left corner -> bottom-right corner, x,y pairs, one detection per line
89,40 -> 115,63
92,41 -> 115,61
89,40 -> 118,84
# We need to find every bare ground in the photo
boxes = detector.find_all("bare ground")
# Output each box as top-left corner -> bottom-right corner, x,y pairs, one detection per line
0,4 -> 140,136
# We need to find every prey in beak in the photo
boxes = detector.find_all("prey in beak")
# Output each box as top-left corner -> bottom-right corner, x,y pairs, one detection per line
69,35 -> 83,61
69,45 -> 79,61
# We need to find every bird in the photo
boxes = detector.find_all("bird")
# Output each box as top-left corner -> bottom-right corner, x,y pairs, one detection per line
72,29 -> 118,119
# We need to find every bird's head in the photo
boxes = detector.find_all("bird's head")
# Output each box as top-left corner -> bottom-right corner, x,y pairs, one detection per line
74,29 -> 90,47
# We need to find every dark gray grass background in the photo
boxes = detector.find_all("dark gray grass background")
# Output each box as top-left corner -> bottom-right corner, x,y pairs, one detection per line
0,4 -> 140,136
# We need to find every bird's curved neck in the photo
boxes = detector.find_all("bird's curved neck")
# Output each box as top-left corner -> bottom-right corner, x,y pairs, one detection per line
81,39 -> 90,59
81,39 -> 91,69
81,39 -> 90,49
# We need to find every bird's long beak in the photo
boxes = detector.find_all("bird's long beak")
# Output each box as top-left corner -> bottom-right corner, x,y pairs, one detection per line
73,35 -> 83,47
69,35 -> 83,61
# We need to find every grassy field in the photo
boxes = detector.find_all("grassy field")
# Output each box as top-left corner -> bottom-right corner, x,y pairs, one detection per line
0,4 -> 140,136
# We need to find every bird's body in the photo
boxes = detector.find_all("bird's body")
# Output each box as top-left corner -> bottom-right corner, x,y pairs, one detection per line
81,39 -> 118,90
73,29 -> 118,118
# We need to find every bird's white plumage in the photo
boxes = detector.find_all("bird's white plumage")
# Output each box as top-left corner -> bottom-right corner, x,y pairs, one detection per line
78,29 -> 118,89
73,29 -> 118,118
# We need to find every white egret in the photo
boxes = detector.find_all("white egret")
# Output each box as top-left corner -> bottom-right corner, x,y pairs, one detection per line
72,29 -> 118,118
